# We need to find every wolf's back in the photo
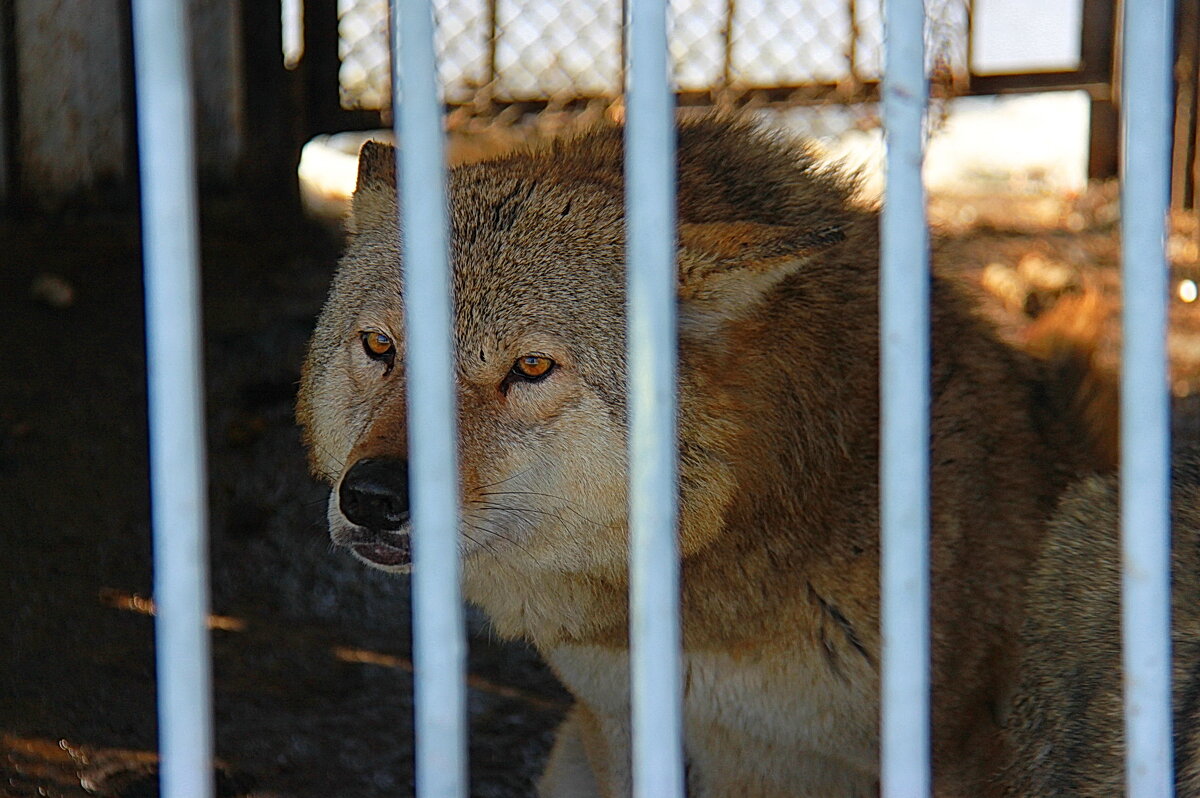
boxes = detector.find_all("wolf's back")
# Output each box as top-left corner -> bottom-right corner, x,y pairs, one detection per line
1001,452 -> 1200,795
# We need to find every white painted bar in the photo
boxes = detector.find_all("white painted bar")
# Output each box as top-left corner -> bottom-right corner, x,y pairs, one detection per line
879,0 -> 931,795
391,3 -> 469,797
129,3 -> 214,797
1120,0 -> 1176,794
624,1 -> 685,797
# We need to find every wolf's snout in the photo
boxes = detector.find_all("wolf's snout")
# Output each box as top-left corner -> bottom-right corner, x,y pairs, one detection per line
339,457 -> 410,530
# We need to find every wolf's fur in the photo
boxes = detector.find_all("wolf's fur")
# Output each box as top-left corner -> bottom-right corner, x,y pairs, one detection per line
999,454 -> 1200,796
297,117 -> 1106,796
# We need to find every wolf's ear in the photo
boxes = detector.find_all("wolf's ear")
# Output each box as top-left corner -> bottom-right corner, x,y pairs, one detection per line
349,140 -> 398,233
677,221 -> 845,323
356,140 -> 397,192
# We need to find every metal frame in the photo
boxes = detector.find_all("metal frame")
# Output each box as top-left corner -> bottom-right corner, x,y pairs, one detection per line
131,0 -> 1179,795
320,0 -> 1121,115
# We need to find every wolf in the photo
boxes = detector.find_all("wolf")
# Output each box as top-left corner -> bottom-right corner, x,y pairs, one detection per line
998,453 -> 1200,797
297,116 -> 1109,796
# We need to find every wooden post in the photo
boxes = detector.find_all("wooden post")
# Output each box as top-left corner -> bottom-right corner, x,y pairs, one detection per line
1172,0 -> 1199,210
1082,0 -> 1119,180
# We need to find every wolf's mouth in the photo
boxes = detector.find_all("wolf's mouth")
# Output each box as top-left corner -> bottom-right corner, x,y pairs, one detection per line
345,531 -> 412,567
351,535 -> 411,567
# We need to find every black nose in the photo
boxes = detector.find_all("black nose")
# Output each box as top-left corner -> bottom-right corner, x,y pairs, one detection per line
339,457 -> 410,530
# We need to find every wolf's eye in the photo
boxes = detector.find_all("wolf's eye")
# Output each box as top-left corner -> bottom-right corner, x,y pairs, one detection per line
510,355 -> 555,381
361,331 -> 396,368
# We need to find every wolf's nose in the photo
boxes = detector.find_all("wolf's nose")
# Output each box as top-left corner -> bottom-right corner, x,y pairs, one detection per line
339,457 -> 410,530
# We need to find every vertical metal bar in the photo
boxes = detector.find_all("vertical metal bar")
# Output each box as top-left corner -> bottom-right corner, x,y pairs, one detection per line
721,0 -> 735,91
880,0 -> 930,795
391,3 -> 468,798
130,3 -> 214,798
1170,1 -> 1198,211
847,0 -> 860,84
624,1 -> 684,797
1120,0 -> 1176,795
964,0 -> 975,78
486,0 -> 498,100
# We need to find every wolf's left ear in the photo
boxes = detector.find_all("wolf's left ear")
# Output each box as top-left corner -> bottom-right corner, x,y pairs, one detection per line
676,221 -> 845,322
349,140 -> 398,233
356,140 -> 397,191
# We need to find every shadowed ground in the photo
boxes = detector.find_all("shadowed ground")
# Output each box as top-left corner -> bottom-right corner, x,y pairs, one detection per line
0,206 -> 566,798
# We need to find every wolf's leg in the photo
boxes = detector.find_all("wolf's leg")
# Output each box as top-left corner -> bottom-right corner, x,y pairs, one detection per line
538,705 -> 603,798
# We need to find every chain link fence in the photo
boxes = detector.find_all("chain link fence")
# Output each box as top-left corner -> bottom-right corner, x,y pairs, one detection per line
336,0 -> 969,135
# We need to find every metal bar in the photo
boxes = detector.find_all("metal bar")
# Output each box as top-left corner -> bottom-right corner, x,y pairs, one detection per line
964,0 -> 975,76
1120,0 -> 1176,794
880,0 -> 931,794
129,3 -> 214,798
847,0 -> 860,83
1170,0 -> 1199,211
624,1 -> 684,797
391,3 -> 468,798
486,0 -> 498,101
721,0 -> 735,90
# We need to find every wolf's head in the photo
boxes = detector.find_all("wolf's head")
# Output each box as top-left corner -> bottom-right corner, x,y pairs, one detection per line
296,118 -> 863,583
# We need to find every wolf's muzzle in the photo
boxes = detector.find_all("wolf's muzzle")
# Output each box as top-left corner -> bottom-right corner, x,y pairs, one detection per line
337,457 -> 412,567
339,457 -> 410,530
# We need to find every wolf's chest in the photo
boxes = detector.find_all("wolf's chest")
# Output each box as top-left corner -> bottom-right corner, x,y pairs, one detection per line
545,642 -> 878,775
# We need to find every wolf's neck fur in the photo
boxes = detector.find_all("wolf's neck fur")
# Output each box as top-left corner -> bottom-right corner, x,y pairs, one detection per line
462,221 -> 886,652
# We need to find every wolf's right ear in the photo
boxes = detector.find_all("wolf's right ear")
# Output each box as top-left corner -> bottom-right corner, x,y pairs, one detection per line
676,220 -> 845,328
349,140 -> 398,234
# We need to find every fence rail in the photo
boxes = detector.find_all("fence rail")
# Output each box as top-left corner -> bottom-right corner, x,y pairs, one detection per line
132,1 -> 1177,796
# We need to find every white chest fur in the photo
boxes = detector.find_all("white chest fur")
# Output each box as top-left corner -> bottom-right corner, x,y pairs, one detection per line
545,643 -> 879,797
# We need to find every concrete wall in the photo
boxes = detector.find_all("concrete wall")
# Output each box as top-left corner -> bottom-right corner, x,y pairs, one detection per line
2,0 -> 247,208
15,0 -> 130,202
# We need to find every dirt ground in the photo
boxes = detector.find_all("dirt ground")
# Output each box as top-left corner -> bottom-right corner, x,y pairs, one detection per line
2,180 -> 1199,797
0,202 -> 567,798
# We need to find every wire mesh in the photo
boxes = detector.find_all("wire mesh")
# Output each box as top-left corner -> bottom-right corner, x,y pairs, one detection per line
336,0 -> 969,128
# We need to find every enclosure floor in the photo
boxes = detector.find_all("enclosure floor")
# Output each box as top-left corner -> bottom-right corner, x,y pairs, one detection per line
0,205 -> 566,798
2,186 -> 1200,798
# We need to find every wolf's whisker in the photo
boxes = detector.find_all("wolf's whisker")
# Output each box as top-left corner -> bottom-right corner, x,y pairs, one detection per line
477,490 -> 602,526
471,501 -> 571,522
474,467 -> 535,493
465,518 -> 539,562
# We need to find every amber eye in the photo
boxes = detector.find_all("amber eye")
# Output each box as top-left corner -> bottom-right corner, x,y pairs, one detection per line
361,331 -> 396,365
510,355 -> 555,381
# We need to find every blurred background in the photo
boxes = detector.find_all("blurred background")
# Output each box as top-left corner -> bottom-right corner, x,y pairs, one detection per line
2,1 -> 1200,796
